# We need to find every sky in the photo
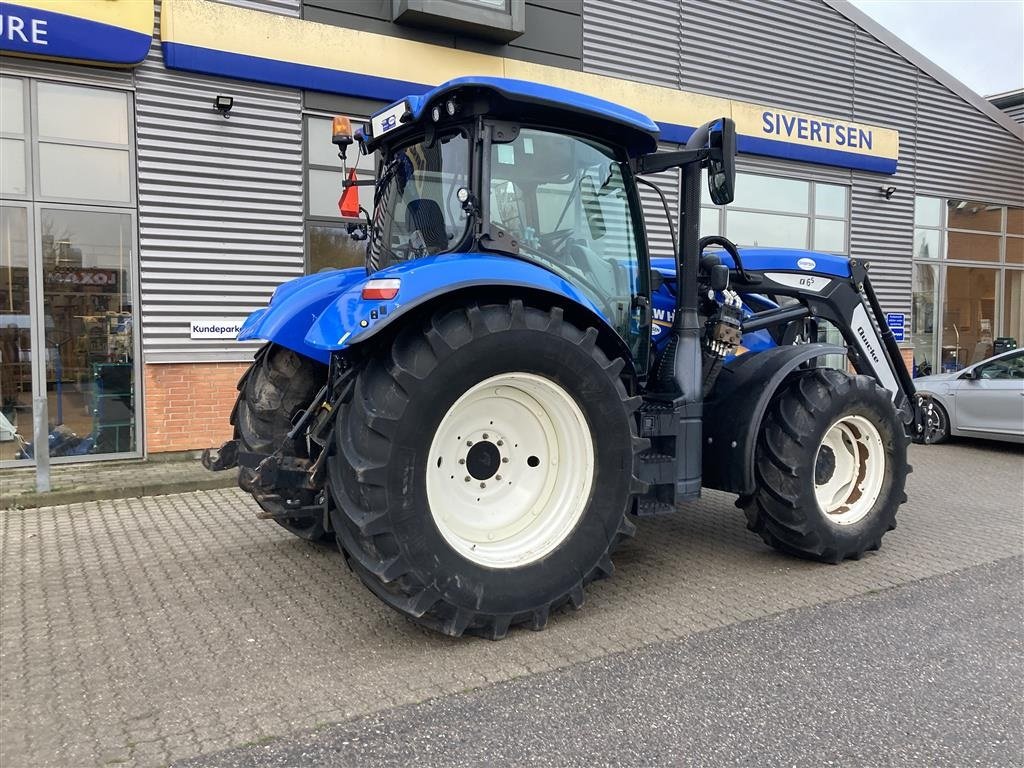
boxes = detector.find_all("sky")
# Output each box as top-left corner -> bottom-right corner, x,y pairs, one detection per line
850,0 -> 1024,97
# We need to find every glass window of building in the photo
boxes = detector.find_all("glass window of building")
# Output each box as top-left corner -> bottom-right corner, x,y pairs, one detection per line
304,115 -> 375,274
1,77 -> 28,198
0,77 -> 137,465
911,197 -> 1022,375
701,172 -> 848,253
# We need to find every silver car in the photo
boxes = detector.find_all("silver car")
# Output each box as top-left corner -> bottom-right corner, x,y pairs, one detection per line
915,349 -> 1024,444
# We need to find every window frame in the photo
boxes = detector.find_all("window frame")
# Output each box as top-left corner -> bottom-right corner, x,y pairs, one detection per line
0,75 -> 32,201
700,171 -> 850,254
912,196 -> 1024,376
29,79 -> 136,208
0,76 -> 141,466
303,111 -> 376,274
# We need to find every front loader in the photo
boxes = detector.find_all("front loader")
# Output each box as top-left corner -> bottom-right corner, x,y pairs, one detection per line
204,76 -> 921,638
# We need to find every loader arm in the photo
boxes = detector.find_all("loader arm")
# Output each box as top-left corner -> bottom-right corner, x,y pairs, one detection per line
651,247 -> 922,433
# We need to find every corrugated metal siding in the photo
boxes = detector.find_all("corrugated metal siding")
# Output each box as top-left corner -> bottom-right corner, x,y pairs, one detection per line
847,29 -> 918,317
679,0 -> 855,116
915,75 -> 1024,203
582,0 -> 681,88
1002,103 -> 1024,125
135,2 -> 303,362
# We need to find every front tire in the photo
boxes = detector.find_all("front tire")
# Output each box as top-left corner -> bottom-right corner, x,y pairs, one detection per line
739,368 -> 910,563
328,300 -> 640,638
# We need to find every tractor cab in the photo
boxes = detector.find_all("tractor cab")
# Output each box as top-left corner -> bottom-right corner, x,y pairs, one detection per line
337,77 -> 706,369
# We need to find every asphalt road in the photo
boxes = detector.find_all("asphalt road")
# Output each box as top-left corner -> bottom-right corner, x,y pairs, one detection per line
180,556 -> 1024,768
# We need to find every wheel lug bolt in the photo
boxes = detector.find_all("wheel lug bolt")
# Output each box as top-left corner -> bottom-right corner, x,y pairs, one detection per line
464,476 -> 471,482
458,458 -> 465,465
501,457 -> 509,464
496,440 -> 503,446
496,475 -> 502,481
479,482 -> 486,489
466,440 -> 473,446
482,433 -> 489,439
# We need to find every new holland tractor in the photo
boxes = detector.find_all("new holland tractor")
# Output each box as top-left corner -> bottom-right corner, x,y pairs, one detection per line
204,76 -> 922,639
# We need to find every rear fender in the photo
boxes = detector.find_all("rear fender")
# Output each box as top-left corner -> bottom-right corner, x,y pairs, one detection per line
305,252 -> 616,352
702,343 -> 846,495
236,267 -> 366,364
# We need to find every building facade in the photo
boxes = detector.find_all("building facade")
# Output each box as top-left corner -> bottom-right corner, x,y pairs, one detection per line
1,0 -> 1021,468
990,89 -> 1024,126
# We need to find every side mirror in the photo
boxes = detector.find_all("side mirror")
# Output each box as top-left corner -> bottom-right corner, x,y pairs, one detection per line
707,118 -> 736,206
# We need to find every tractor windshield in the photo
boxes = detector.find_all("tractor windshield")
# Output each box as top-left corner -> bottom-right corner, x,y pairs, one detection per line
488,128 -> 645,351
368,131 -> 471,270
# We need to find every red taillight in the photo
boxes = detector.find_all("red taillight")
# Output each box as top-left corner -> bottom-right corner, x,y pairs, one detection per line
362,278 -> 400,300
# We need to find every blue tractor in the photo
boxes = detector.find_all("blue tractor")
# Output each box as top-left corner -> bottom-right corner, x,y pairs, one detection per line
205,77 -> 922,638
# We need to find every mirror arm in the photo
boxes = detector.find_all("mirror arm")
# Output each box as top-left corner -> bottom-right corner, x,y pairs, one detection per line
632,148 -> 708,175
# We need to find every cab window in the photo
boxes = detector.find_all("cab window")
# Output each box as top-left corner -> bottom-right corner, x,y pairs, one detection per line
488,128 -> 645,354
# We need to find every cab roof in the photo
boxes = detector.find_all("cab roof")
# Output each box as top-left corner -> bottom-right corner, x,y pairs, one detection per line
374,76 -> 661,157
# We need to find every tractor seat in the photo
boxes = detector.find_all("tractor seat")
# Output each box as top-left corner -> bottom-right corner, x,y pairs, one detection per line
406,198 -> 450,253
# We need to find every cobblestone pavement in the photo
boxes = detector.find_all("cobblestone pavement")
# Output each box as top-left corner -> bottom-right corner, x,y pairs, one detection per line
1,439 -> 1022,768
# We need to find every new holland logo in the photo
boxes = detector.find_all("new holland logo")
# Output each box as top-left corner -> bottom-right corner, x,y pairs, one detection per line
797,257 -> 816,271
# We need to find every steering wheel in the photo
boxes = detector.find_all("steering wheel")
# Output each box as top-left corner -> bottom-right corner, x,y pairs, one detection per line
537,228 -> 575,254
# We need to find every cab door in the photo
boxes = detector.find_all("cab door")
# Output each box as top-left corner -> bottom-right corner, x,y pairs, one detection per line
954,351 -> 1024,438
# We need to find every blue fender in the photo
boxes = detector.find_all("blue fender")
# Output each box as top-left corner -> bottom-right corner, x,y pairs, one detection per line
305,252 -> 612,351
236,267 -> 366,363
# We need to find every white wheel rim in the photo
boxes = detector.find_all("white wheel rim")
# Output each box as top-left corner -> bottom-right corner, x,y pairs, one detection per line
425,372 -> 595,569
813,415 -> 886,526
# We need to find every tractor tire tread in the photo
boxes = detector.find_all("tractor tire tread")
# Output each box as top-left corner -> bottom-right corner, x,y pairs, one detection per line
329,299 -> 640,638
739,368 -> 909,563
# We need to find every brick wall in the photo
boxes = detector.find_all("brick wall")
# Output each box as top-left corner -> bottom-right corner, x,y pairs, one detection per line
144,363 -> 248,453
900,347 -> 914,376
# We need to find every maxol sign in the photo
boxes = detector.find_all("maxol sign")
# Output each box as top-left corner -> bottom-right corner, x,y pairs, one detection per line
0,0 -> 153,66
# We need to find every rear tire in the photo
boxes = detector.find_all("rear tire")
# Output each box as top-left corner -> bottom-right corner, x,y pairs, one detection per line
235,343 -> 330,541
739,368 -> 909,563
327,300 -> 640,638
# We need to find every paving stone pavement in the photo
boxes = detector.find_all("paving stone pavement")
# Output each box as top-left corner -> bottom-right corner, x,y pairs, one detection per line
1,439 -> 1022,768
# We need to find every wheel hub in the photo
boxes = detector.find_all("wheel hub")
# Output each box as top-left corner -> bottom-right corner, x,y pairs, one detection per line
813,414 -> 886,526
425,372 -> 595,569
466,440 -> 501,481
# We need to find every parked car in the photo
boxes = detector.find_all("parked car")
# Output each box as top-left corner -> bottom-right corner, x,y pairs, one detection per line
915,348 -> 1024,444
